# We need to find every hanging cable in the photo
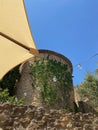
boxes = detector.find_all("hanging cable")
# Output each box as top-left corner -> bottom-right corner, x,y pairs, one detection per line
74,53 -> 98,70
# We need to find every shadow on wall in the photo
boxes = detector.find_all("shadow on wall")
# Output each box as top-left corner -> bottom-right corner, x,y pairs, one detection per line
77,101 -> 98,115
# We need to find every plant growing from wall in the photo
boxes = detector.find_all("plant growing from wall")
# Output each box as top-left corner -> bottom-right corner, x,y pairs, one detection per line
30,56 -> 72,107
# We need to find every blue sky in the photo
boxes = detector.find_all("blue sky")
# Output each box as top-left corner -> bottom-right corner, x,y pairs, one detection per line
24,0 -> 98,86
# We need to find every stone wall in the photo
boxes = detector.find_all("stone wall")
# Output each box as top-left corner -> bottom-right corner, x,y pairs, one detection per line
16,62 -> 34,105
0,103 -> 98,130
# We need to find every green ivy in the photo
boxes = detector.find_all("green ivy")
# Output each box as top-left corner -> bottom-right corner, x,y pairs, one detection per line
30,56 -> 72,107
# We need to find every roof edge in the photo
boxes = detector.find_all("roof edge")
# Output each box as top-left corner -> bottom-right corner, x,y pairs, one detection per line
38,49 -> 73,73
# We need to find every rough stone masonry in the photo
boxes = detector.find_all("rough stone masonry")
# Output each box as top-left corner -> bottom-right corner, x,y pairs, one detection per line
0,103 -> 98,130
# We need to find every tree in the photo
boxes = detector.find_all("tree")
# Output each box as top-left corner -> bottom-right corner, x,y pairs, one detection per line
77,69 -> 98,108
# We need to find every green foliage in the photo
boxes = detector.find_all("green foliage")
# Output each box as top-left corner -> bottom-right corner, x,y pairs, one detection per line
0,65 -> 21,96
30,56 -> 72,107
0,88 -> 24,105
77,69 -> 98,108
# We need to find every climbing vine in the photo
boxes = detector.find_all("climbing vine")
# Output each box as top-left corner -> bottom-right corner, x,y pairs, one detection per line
30,56 -> 72,107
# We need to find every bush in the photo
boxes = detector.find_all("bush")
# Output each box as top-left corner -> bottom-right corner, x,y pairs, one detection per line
77,70 -> 98,108
0,88 -> 24,105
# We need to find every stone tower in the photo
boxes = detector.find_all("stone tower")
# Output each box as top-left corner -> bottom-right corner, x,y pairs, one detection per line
16,50 -> 75,111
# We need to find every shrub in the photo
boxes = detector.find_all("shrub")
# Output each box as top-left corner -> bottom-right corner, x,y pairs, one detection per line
0,88 -> 24,105
77,70 -> 98,108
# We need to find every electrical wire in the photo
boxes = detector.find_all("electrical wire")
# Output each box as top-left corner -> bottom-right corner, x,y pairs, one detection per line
74,53 -> 98,70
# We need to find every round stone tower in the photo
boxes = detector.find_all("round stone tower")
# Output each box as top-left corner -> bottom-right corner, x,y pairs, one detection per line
16,50 -> 75,111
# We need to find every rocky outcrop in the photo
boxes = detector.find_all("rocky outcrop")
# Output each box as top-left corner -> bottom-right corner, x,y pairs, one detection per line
0,103 -> 98,130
